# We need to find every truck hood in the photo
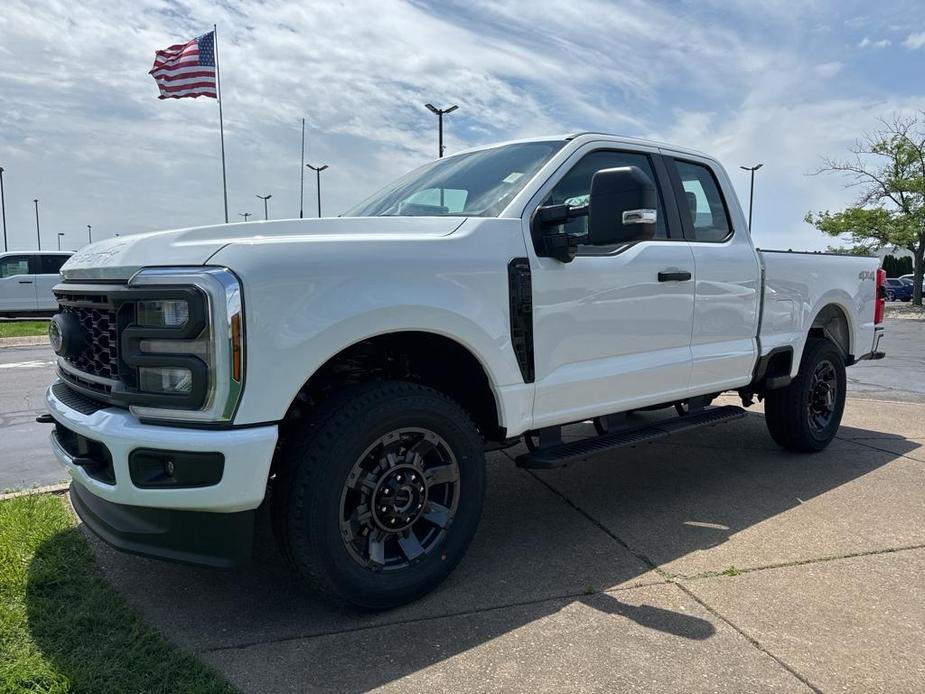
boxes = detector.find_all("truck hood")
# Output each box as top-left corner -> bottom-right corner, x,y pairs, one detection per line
61,217 -> 467,281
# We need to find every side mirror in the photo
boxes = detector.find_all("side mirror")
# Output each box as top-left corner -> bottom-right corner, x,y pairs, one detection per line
587,166 -> 658,246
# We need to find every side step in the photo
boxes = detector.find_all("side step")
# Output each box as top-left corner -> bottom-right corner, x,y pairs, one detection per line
516,405 -> 746,470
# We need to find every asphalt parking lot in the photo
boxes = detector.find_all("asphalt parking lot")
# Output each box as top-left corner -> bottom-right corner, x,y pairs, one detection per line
3,313 -> 925,691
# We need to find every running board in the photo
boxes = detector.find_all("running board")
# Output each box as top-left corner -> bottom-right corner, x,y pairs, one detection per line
516,405 -> 746,470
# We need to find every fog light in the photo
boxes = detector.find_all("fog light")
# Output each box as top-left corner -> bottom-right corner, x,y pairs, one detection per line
129,449 -> 224,488
137,299 -> 189,327
139,367 -> 193,394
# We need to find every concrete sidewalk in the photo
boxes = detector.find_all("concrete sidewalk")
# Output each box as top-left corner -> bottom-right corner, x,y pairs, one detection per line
74,396 -> 925,692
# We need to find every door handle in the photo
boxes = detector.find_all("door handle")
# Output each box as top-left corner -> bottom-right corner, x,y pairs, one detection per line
658,270 -> 692,282
18,280 -> 33,284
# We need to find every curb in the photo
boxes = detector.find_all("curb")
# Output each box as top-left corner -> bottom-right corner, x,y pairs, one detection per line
0,482 -> 70,502
0,336 -> 50,348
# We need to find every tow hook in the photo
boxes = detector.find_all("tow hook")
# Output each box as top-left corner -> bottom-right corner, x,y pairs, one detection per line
35,413 -> 55,424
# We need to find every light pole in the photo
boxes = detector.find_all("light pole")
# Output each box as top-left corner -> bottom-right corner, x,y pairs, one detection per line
0,166 -> 7,252
57,232 -> 64,251
238,212 -> 252,222
87,224 -> 92,244
424,103 -> 458,158
306,164 -> 328,218
33,198 -> 41,250
256,194 -> 272,220
739,164 -> 763,231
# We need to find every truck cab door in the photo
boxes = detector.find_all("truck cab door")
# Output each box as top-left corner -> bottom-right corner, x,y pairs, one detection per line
663,155 -> 760,395
524,146 -> 695,429
0,254 -> 38,313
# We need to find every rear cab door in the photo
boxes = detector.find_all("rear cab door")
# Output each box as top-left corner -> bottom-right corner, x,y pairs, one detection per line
661,151 -> 761,395
0,254 -> 38,312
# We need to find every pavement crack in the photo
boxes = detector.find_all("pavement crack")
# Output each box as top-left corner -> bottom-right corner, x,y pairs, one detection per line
198,580 -> 665,655
673,580 -> 824,693
506,452 -> 674,580
678,543 -> 925,582
835,435 -> 925,462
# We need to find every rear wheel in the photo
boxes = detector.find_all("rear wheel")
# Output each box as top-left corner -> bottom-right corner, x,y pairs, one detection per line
274,381 -> 485,610
764,338 -> 846,452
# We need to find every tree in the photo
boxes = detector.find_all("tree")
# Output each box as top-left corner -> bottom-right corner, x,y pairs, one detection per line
806,113 -> 925,305
882,254 -> 913,277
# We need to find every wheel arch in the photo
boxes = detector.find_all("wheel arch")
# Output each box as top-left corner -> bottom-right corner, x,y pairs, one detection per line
808,302 -> 853,360
278,329 -> 505,447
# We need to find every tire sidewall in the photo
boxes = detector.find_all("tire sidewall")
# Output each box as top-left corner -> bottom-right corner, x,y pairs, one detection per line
299,391 -> 485,607
796,340 -> 846,448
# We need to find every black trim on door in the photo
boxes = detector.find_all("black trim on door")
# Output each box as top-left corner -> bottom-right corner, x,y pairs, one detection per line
652,154 -> 685,241
507,258 -> 535,383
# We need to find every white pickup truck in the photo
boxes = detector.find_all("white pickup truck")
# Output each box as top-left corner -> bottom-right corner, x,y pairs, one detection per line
44,133 -> 886,609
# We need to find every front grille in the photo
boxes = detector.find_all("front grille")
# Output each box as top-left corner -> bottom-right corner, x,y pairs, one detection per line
53,281 -> 210,411
62,304 -> 119,381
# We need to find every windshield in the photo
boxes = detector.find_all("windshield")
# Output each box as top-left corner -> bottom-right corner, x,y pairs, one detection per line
344,141 -> 565,217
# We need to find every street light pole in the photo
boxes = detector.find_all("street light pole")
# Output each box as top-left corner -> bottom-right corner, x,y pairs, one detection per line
256,194 -> 272,220
57,232 -> 64,251
87,225 -> 92,244
238,212 -> 252,222
306,164 -> 328,218
0,167 -> 7,253
424,103 -> 458,158
739,164 -> 763,231
33,199 -> 41,250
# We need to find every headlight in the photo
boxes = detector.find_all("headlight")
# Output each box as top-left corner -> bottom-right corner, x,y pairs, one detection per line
137,299 -> 189,327
124,267 -> 245,423
139,366 -> 193,394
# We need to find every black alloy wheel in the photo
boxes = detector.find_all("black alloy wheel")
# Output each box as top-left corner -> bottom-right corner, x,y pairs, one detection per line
807,359 -> 838,434
340,428 -> 460,570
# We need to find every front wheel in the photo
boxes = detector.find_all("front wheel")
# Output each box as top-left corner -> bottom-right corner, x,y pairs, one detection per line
273,381 -> 485,610
764,338 -> 846,452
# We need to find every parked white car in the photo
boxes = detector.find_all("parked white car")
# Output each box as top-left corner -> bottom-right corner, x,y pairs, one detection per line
0,251 -> 72,316
44,133 -> 886,609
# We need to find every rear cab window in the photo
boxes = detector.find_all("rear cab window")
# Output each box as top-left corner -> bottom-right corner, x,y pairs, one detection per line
671,159 -> 732,242
39,254 -> 71,275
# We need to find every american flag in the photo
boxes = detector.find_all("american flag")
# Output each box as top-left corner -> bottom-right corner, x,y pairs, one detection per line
149,31 -> 217,99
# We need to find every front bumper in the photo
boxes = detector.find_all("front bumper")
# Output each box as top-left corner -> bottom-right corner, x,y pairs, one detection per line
46,381 -> 278,566
46,381 -> 278,513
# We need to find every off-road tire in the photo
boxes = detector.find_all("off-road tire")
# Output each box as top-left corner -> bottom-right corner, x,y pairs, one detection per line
764,338 -> 846,452
272,381 -> 485,610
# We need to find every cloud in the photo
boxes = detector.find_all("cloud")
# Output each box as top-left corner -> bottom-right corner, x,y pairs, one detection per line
904,32 -> 925,49
0,0 -> 923,254
858,37 -> 892,48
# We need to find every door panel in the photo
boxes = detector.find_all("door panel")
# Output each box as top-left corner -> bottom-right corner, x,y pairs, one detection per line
0,255 -> 37,312
666,156 -> 760,393
531,242 -> 695,427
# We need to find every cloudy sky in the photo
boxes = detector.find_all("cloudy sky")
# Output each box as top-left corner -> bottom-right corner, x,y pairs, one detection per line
1,0 -> 924,252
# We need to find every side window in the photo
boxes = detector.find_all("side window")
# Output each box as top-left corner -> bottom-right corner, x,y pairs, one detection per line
674,160 -> 731,242
0,255 -> 31,279
541,150 -> 668,240
39,254 -> 70,275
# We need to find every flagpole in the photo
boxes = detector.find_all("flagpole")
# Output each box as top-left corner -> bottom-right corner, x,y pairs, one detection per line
213,23 -> 229,223
299,118 -> 306,219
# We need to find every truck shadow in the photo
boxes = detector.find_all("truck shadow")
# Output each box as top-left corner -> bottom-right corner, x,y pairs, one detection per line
25,410 -> 920,692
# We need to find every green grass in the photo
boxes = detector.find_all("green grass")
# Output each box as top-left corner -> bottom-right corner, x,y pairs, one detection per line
0,493 -> 236,694
0,321 -> 49,338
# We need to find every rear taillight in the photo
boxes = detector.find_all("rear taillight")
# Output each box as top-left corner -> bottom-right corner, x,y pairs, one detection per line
874,268 -> 886,324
